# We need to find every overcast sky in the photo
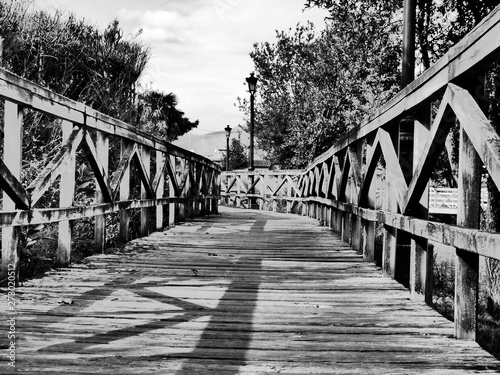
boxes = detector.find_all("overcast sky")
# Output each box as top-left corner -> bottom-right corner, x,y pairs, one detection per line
37,0 -> 329,134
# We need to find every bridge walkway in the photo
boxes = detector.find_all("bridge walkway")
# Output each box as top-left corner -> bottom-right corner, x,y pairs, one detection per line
7,207 -> 500,374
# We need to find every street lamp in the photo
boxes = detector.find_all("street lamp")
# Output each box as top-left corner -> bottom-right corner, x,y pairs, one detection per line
224,125 -> 232,172
246,72 -> 258,171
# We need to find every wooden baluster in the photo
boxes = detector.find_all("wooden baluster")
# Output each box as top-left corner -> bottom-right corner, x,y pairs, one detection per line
140,145 -> 150,237
383,179 -> 397,278
362,218 -> 375,262
57,121 -> 77,266
168,155 -> 176,226
342,209 -> 351,244
156,150 -> 165,231
119,139 -> 130,242
178,158 -> 187,222
94,131 -> 109,253
410,106 -> 432,302
382,127 -> 399,278
1,101 -> 23,286
455,127 -> 481,340
193,163 -> 201,217
351,143 -> 363,252
362,137 -> 376,263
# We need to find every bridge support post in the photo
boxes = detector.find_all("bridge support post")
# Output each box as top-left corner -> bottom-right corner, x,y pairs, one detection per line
455,127 -> 480,340
351,214 -> 361,252
57,121 -> 77,266
168,156 -> 176,226
362,219 -> 375,262
119,139 -> 131,243
342,211 -> 351,244
140,146 -> 151,237
1,101 -> 23,286
409,106 -> 432,302
94,132 -> 109,253
156,150 -> 165,231
383,177 -> 397,278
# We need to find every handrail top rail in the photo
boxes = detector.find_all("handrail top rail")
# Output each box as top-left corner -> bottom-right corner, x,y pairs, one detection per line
305,4 -> 500,172
0,67 -> 220,171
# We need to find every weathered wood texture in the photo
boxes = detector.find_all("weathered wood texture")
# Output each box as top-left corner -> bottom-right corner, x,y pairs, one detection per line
3,207 -> 499,374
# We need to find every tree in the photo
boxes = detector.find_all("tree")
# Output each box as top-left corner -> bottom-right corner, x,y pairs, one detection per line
223,138 -> 248,170
137,90 -> 199,142
243,1 -> 402,168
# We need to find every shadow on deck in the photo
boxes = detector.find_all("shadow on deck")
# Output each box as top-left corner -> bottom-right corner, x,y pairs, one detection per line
4,207 -> 500,374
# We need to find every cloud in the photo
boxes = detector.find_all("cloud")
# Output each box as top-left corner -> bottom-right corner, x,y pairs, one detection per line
117,8 -> 190,44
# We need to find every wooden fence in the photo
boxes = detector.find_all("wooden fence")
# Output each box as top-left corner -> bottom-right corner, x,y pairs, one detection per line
221,4 -> 500,341
0,68 -> 220,286
220,169 -> 303,212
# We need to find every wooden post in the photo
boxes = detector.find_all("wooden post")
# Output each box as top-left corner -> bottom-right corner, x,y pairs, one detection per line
1,101 -> 23,286
168,155 -> 176,226
383,176 -> 397,278
351,142 -> 363,252
361,137 -> 377,263
140,146 -> 150,237
455,127 -> 481,340
351,214 -> 361,251
193,164 -> 201,218
178,158 -> 187,222
119,139 -> 130,242
362,219 -> 375,262
57,121 -> 77,266
94,131 -> 109,253
156,150 -> 165,231
342,210 -> 350,244
410,106 -> 432,302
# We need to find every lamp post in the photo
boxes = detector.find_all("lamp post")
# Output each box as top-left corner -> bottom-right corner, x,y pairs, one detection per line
224,125 -> 232,172
246,72 -> 258,209
246,72 -> 258,171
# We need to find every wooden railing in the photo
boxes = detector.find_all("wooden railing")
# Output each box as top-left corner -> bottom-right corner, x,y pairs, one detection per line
0,68 -> 220,286
220,169 -> 303,213
221,4 -> 500,341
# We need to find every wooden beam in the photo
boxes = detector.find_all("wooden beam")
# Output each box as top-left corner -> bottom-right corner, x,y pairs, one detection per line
119,140 -> 131,242
378,128 -> 408,212
449,83 -> 500,191
110,143 -> 137,199
155,150 -> 165,230
57,120 -> 77,267
1,101 -> 23,286
140,146 -> 151,237
455,127 -> 481,340
93,131 -> 109,253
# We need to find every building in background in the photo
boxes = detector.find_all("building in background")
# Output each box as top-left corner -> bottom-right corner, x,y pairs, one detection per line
173,126 -> 270,169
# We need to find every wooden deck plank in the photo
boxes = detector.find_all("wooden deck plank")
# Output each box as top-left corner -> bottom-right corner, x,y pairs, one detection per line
2,206 -> 500,374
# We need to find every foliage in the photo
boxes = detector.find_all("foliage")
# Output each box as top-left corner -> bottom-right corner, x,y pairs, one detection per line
223,138 -> 248,170
0,4 -> 149,122
245,1 -> 402,168
137,89 -> 199,142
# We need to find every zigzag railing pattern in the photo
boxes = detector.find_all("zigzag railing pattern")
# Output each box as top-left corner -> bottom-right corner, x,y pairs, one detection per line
220,170 -> 303,212
0,68 -> 220,285
221,4 -> 500,343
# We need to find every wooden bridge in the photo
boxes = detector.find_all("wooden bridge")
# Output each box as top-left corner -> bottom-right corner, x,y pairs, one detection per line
3,3 -> 500,374
4,206 -> 500,374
